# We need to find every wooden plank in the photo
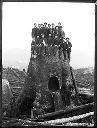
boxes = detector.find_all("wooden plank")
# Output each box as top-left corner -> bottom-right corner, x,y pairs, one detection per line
70,66 -> 81,105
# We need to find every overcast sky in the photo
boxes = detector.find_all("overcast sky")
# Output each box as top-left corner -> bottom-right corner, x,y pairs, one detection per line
2,2 -> 95,69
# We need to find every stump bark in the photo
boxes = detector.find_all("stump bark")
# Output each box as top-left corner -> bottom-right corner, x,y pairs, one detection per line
14,45 -> 75,117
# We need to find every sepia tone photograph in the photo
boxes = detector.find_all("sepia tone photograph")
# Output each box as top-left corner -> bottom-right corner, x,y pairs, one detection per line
2,2 -> 95,127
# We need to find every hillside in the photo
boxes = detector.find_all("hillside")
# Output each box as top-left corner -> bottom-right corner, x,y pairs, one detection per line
2,67 -> 27,101
72,67 -> 94,95
73,67 -> 94,86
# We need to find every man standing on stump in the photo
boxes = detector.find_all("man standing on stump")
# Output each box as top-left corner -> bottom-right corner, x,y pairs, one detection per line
32,23 -> 38,39
66,38 -> 72,61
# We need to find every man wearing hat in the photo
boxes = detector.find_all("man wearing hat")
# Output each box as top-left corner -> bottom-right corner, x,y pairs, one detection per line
54,25 -> 63,58
42,22 -> 48,39
36,35 -> 41,55
65,79 -> 72,106
47,33 -> 52,46
55,23 -> 65,58
57,22 -> 63,37
51,23 -> 56,38
39,34 -> 48,55
66,38 -> 72,61
61,38 -> 67,59
50,23 -> 56,46
47,24 -> 51,38
32,23 -> 38,39
54,26 -> 60,45
47,24 -> 55,47
37,24 -> 42,39
44,22 -> 47,27
47,33 -> 53,55
39,24 -> 43,36
57,22 -> 65,39
58,22 -> 62,27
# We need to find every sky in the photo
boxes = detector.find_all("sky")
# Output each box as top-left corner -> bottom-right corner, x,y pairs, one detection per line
2,2 -> 95,69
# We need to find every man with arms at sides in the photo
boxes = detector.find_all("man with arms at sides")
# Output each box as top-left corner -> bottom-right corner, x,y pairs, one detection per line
66,38 -> 72,61
37,24 -> 42,40
39,34 -> 47,55
43,22 -> 48,39
57,22 -> 65,59
32,23 -> 38,39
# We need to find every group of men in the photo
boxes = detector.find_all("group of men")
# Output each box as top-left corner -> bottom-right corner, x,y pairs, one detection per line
31,22 -> 72,60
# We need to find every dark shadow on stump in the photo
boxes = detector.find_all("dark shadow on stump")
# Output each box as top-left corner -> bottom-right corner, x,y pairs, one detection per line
48,76 -> 60,92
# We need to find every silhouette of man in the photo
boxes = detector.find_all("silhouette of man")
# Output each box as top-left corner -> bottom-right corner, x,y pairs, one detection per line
66,38 -> 72,60
32,23 -> 38,39
37,24 -> 42,39
42,22 -> 48,39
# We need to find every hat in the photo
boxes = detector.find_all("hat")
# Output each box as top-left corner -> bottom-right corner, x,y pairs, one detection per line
58,22 -> 61,25
59,26 -> 62,28
66,37 -> 69,40
52,23 -> 54,25
44,22 -> 47,25
38,24 -> 41,26
48,24 -> 51,26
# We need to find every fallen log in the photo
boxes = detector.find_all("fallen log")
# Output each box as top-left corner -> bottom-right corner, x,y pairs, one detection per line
39,111 -> 94,125
37,102 -> 94,120
79,93 -> 94,104
65,122 -> 94,127
2,112 -> 94,127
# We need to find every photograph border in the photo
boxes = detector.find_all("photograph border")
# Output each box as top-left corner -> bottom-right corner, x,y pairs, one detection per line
0,1 -> 96,127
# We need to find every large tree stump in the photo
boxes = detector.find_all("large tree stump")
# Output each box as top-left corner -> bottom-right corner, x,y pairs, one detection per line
14,44 -> 75,118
